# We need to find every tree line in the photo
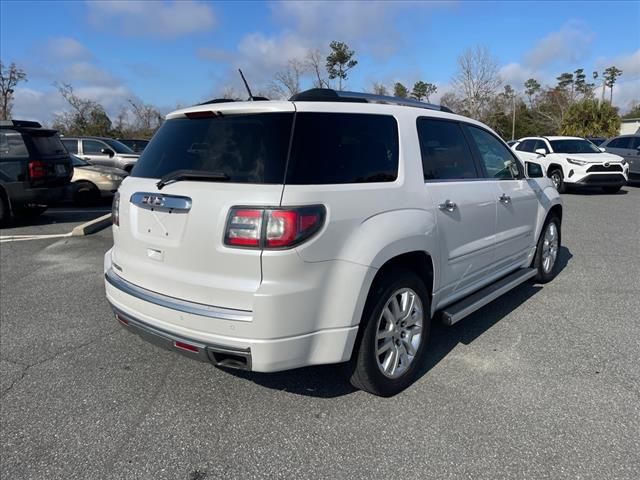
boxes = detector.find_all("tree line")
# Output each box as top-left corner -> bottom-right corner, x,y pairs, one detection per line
2,43 -> 638,140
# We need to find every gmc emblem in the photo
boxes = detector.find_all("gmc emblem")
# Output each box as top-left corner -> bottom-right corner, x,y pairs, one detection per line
142,195 -> 165,207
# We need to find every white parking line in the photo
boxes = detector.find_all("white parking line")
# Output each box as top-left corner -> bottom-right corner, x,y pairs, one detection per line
0,233 -> 73,243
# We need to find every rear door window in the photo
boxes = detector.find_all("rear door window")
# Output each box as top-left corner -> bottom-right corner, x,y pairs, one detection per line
286,113 -> 399,184
0,130 -> 28,159
416,118 -> 478,180
516,139 -> 535,152
61,138 -> 78,154
132,113 -> 293,184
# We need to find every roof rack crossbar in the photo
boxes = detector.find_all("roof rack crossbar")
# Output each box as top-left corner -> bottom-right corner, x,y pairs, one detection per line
289,88 -> 453,113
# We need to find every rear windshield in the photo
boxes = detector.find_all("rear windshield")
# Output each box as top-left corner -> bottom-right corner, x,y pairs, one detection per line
550,139 -> 600,154
132,113 -> 294,183
131,111 -> 399,185
30,133 -> 67,157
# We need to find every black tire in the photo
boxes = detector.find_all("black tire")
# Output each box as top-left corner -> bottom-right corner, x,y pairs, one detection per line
602,185 -> 622,194
549,169 -> 566,193
348,269 -> 431,397
0,192 -> 9,226
74,181 -> 101,206
14,205 -> 47,218
532,214 -> 561,283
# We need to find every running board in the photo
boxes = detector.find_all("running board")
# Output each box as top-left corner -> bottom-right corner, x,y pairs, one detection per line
441,268 -> 537,326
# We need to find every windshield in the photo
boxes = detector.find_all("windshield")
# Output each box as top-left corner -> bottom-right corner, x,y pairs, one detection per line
550,139 -> 601,154
103,138 -> 135,154
131,113 -> 294,183
70,154 -> 90,167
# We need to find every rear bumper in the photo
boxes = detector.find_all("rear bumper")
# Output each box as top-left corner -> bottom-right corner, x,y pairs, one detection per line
4,183 -> 69,207
104,260 -> 360,372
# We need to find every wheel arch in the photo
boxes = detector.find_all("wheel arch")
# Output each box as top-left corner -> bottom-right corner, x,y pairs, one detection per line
0,183 -> 12,216
547,163 -> 565,177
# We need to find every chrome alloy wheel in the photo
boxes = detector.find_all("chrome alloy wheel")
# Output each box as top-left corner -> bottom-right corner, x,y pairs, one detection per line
551,172 -> 562,190
375,288 -> 424,379
542,222 -> 559,274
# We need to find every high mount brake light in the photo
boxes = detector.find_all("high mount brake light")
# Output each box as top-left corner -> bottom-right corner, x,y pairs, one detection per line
224,206 -> 325,249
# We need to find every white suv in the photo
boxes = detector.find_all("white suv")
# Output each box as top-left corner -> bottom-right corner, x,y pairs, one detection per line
512,136 -> 628,193
104,89 -> 563,396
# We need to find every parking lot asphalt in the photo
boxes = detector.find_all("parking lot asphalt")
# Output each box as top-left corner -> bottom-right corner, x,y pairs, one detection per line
1,186 -> 639,480
0,204 -> 112,238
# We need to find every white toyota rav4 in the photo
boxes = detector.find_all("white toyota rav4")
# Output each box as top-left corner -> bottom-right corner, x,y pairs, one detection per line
104,89 -> 563,396
512,136 -> 629,193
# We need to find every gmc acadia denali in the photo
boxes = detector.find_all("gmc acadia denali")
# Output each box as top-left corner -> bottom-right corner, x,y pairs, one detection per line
104,89 -> 563,396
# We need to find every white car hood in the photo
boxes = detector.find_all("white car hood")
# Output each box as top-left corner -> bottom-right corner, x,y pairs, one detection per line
558,152 -> 624,163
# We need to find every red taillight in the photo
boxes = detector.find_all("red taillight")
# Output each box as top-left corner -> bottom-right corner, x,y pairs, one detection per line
112,192 -> 120,226
28,160 -> 48,179
224,206 -> 325,249
225,209 -> 263,247
174,341 -> 199,353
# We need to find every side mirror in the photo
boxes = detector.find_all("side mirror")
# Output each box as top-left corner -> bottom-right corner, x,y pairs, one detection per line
525,161 -> 544,178
599,147 -> 606,152
101,148 -> 115,157
534,148 -> 547,157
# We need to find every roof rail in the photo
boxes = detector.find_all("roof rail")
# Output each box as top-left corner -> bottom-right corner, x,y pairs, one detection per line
0,119 -> 43,128
289,88 -> 453,113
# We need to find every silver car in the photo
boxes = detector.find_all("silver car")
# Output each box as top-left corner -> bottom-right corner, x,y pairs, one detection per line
70,155 -> 127,204
61,137 -> 140,172
601,134 -> 640,180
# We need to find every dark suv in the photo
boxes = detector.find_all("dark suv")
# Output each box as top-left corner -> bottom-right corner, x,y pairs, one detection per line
0,120 -> 73,224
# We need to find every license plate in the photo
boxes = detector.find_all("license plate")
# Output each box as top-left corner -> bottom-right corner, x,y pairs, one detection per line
56,164 -> 67,175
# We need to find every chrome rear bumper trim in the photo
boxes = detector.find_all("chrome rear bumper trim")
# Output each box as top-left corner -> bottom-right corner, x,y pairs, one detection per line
105,268 -> 253,322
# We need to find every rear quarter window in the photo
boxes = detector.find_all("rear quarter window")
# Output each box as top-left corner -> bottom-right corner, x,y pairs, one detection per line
0,130 -> 29,159
286,113 -> 399,184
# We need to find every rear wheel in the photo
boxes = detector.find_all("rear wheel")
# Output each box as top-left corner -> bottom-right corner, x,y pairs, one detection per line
74,181 -> 101,205
602,185 -> 622,194
0,193 -> 9,226
348,269 -> 430,397
532,215 -> 561,283
549,169 -> 566,193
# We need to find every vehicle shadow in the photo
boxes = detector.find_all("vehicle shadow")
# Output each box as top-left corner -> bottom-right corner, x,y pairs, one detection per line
565,187 -> 628,195
222,246 -> 573,399
1,207 -> 110,230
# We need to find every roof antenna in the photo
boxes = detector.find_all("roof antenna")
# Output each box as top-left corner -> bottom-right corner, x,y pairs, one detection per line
238,69 -> 254,101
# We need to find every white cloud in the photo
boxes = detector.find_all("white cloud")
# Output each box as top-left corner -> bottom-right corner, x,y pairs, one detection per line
46,37 -> 92,61
525,20 -> 594,68
595,49 -> 640,78
62,62 -> 120,87
86,0 -> 215,38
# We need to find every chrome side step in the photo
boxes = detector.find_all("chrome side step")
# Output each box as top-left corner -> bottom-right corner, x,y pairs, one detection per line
441,268 -> 537,326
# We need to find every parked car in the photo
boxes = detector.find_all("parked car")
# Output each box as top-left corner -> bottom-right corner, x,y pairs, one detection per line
70,154 -> 127,204
512,136 -> 628,193
0,120 -> 73,224
61,136 -> 139,172
116,138 -> 149,153
105,88 -> 563,396
600,134 -> 640,181
586,136 -> 607,146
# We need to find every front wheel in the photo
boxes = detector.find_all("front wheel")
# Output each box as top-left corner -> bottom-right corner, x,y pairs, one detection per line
532,215 -> 561,283
602,185 -> 622,194
549,169 -> 566,193
348,269 -> 431,396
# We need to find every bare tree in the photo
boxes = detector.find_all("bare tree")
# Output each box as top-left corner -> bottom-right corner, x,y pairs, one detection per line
52,83 -> 112,136
451,46 -> 502,120
0,61 -> 28,120
305,49 -> 329,88
271,59 -> 306,99
371,82 -> 388,96
127,99 -> 163,137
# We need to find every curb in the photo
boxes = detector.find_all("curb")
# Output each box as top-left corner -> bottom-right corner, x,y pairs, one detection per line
71,214 -> 112,236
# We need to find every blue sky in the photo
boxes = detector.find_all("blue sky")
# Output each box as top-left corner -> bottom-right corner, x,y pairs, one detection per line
1,0 -> 639,124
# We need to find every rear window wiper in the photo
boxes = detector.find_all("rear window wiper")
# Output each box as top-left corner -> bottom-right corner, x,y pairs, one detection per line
156,169 -> 230,189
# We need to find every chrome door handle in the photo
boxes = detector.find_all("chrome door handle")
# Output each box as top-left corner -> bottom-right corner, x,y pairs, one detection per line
499,193 -> 511,204
438,200 -> 457,212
